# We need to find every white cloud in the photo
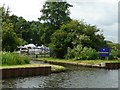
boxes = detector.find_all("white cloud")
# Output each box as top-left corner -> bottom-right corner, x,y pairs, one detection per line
69,1 -> 118,43
0,0 -> 45,21
70,2 -> 118,25
101,23 -> 118,43
67,0 -> 119,3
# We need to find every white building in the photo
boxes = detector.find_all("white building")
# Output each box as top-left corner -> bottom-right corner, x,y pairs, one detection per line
18,44 -> 50,54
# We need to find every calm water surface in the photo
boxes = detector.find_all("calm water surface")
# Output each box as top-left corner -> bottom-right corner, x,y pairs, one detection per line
2,62 -> 119,88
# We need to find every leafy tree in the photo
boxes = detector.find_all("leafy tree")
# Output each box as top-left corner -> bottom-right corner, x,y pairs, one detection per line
39,1 -> 72,27
9,15 -> 28,39
84,26 -> 107,50
50,20 -> 84,58
49,30 -> 68,58
2,22 -> 20,52
29,21 -> 43,45
1,6 -> 24,51
9,15 -> 44,45
50,20 -> 107,58
0,7 -> 2,51
39,0 -> 72,45
1,5 -> 11,23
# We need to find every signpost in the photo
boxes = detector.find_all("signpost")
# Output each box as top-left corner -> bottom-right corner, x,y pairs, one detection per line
99,47 -> 110,60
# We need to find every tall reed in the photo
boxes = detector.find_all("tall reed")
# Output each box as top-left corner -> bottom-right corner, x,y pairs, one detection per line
2,52 -> 30,65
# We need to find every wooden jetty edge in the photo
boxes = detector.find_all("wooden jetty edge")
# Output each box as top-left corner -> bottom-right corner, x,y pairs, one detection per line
1,66 -> 51,79
105,63 -> 120,69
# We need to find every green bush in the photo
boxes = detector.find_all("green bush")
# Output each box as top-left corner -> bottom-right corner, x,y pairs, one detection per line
65,47 -> 75,59
65,45 -> 99,60
2,52 -> 30,65
82,47 -> 99,60
109,49 -> 118,60
74,47 -> 99,60
117,51 -> 120,58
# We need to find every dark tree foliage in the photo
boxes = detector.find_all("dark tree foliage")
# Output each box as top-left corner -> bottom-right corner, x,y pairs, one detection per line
49,30 -> 68,58
1,6 -> 22,52
39,0 -> 72,45
2,22 -> 20,52
50,20 -> 107,58
9,15 -> 43,45
1,5 -> 11,23
28,21 -> 43,45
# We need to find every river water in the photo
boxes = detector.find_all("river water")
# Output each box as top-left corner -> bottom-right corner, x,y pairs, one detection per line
2,61 -> 119,88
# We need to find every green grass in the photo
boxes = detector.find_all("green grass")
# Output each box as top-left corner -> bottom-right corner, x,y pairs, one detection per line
50,64 -> 65,73
2,52 -> 30,66
36,57 -> 120,65
1,64 -> 66,73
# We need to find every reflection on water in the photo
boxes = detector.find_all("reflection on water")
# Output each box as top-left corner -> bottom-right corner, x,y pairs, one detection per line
2,65 -> 118,88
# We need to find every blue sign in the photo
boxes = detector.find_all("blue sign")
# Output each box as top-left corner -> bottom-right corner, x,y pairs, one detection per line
99,47 -> 110,57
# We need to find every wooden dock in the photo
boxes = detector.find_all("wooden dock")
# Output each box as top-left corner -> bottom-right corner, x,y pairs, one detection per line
105,63 -> 120,69
1,66 -> 51,79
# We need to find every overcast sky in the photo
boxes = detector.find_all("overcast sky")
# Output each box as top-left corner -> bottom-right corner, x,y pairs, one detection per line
0,0 -> 119,43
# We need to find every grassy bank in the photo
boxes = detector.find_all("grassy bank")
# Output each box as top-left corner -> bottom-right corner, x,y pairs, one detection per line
1,52 -> 65,73
36,57 -> 120,65
2,52 -> 30,66
1,64 -> 66,73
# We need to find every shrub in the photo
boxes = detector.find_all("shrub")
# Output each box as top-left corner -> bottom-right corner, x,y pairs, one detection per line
65,45 -> 99,60
82,47 -> 99,60
74,47 -> 99,60
2,52 -> 30,65
65,47 -> 75,59
109,49 -> 118,60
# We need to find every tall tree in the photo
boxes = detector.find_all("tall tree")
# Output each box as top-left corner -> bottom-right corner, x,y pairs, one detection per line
0,7 -> 3,51
2,22 -> 20,52
49,30 -> 68,58
50,20 -> 107,58
9,15 -> 44,45
29,21 -> 43,45
1,5 -> 11,23
1,6 -> 24,51
9,15 -> 32,44
39,0 -> 72,45
9,16 -> 27,38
